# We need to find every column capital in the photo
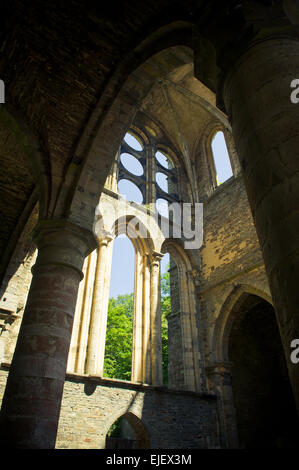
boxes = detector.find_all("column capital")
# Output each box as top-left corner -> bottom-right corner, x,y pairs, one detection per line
32,219 -> 97,279
98,232 -> 114,247
150,251 -> 164,267
33,219 -> 97,250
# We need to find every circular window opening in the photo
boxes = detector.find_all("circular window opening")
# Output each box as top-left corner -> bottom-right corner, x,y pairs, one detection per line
120,153 -> 144,176
156,198 -> 169,218
124,132 -> 143,152
155,151 -> 173,169
156,172 -> 168,193
118,179 -> 143,204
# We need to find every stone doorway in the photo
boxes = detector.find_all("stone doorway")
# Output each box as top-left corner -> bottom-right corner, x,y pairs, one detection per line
105,412 -> 150,449
228,295 -> 299,448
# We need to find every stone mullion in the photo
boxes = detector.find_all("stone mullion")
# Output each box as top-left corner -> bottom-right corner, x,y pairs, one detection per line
190,271 -> 207,392
131,250 -> 144,382
145,143 -> 156,206
150,252 -> 163,386
142,253 -> 151,384
96,238 -> 114,377
75,249 -> 97,374
179,270 -> 196,391
66,255 -> 88,372
185,270 -> 203,392
85,236 -> 112,376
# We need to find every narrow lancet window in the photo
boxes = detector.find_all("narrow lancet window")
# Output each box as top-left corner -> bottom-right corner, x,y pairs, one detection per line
104,235 -> 135,381
211,131 -> 233,185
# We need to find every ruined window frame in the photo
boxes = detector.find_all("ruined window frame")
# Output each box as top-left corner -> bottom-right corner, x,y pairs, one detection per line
206,126 -> 235,190
116,128 -> 181,212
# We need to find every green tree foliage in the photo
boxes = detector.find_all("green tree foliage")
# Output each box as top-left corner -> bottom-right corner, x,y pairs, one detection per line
103,293 -> 134,381
107,417 -> 122,437
160,267 -> 170,384
103,265 -> 170,383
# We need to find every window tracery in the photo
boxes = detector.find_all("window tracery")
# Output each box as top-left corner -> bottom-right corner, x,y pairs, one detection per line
117,131 -> 179,214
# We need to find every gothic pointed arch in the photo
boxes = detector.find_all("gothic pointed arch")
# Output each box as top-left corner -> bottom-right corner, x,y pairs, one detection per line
105,411 -> 150,449
211,284 -> 273,365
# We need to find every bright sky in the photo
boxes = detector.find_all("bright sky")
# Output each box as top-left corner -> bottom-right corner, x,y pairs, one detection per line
109,235 -> 135,298
109,235 -> 169,298
211,131 -> 233,183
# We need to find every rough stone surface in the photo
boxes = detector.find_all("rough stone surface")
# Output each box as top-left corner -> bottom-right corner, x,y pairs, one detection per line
0,0 -> 298,450
56,374 -> 219,449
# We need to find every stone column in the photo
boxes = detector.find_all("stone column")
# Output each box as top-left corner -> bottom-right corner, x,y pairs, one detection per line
97,237 -> 114,375
177,269 -> 194,390
142,253 -> 151,383
186,269 -> 203,391
131,250 -> 144,382
222,36 -> 299,412
73,249 -> 97,374
0,220 -> 96,448
150,252 -> 163,386
145,143 -> 156,206
66,256 -> 89,372
206,363 -> 239,449
85,235 -> 113,376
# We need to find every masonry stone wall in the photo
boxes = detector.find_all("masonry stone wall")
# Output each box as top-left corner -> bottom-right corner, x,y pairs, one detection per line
55,373 -> 219,449
167,312 -> 185,389
0,366 -> 219,449
169,259 -> 180,316
167,257 -> 186,388
197,174 -> 271,367
195,172 -> 274,448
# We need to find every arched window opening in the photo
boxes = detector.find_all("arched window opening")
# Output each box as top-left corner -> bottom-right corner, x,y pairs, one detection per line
118,179 -> 143,205
155,150 -> 174,170
211,131 -> 233,185
124,131 -> 143,152
156,172 -> 168,193
120,153 -> 144,176
104,235 -> 135,381
154,150 -> 178,221
118,129 -> 145,204
160,253 -> 170,385
116,131 -> 180,221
